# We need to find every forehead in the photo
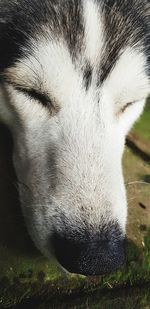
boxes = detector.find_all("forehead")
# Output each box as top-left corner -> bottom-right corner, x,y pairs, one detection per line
4,43 -> 149,108
1,0 -> 149,104
0,0 -> 149,78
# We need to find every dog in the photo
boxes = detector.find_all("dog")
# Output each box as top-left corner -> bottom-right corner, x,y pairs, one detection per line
0,0 -> 149,276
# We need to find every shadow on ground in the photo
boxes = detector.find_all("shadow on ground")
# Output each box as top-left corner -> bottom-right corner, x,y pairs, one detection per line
0,123 -> 39,256
14,286 -> 150,309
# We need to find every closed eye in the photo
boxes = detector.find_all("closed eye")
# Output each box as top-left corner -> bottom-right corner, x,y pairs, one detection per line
120,102 -> 134,113
14,86 -> 53,108
4,79 -> 55,109
14,85 -> 61,116
9,83 -> 61,116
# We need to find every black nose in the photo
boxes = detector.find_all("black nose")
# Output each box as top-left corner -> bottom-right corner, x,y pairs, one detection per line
52,224 -> 125,276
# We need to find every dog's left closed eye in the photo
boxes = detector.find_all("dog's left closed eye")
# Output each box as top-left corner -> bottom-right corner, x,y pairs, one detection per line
121,102 -> 134,113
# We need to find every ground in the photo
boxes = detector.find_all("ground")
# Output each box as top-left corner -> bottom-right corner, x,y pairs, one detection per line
0,100 -> 150,308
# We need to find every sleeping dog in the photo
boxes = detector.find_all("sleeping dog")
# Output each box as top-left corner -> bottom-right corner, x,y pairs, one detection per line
0,0 -> 149,275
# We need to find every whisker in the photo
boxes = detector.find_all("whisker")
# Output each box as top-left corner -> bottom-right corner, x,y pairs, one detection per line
16,180 -> 32,192
126,181 -> 150,186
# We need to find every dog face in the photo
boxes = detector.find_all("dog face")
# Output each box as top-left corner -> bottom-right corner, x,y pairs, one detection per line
0,0 -> 149,275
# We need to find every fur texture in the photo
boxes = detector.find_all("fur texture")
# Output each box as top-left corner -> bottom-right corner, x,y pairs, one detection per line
0,0 -> 149,275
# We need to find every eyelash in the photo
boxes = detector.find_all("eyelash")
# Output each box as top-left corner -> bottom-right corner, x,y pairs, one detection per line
10,82 -> 137,116
15,86 -> 53,108
121,102 -> 134,113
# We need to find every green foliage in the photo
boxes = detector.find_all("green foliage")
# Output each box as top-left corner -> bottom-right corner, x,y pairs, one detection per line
133,100 -> 150,141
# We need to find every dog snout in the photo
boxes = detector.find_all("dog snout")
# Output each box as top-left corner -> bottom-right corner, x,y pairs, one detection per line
52,224 -> 125,276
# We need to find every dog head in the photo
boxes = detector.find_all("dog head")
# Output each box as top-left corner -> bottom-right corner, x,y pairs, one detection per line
0,0 -> 149,275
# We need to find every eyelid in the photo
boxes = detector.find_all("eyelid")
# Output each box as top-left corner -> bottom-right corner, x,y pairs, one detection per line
5,80 -> 60,116
15,86 -> 51,107
121,102 -> 134,113
5,80 -> 53,108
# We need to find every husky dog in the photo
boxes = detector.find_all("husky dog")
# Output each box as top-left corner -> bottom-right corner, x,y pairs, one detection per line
0,0 -> 149,276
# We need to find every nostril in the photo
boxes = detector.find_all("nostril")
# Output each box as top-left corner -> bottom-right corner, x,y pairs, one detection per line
52,233 -> 84,270
52,226 -> 125,276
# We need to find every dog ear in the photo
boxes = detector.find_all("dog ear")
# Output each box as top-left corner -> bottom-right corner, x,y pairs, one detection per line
0,1 -> 15,71
0,16 -> 7,72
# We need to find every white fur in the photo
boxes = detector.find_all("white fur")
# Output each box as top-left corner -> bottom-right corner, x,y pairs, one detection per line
103,47 -> 149,111
0,4 -> 149,263
101,47 -> 149,133
83,0 -> 104,64
5,40 -> 84,107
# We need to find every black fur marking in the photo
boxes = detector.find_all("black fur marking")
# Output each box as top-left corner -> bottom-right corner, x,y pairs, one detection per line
83,63 -> 93,90
0,0 -> 84,71
99,0 -> 150,83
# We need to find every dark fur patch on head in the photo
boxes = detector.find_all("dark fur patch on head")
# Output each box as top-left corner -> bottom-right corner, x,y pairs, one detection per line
0,0 -> 84,71
83,62 -> 93,90
99,0 -> 150,83
0,0 -> 149,82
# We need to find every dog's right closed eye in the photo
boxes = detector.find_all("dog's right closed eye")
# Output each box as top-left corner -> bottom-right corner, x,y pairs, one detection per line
14,86 -> 52,108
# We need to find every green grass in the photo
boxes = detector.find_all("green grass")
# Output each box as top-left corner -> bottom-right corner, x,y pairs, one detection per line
132,99 -> 150,141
